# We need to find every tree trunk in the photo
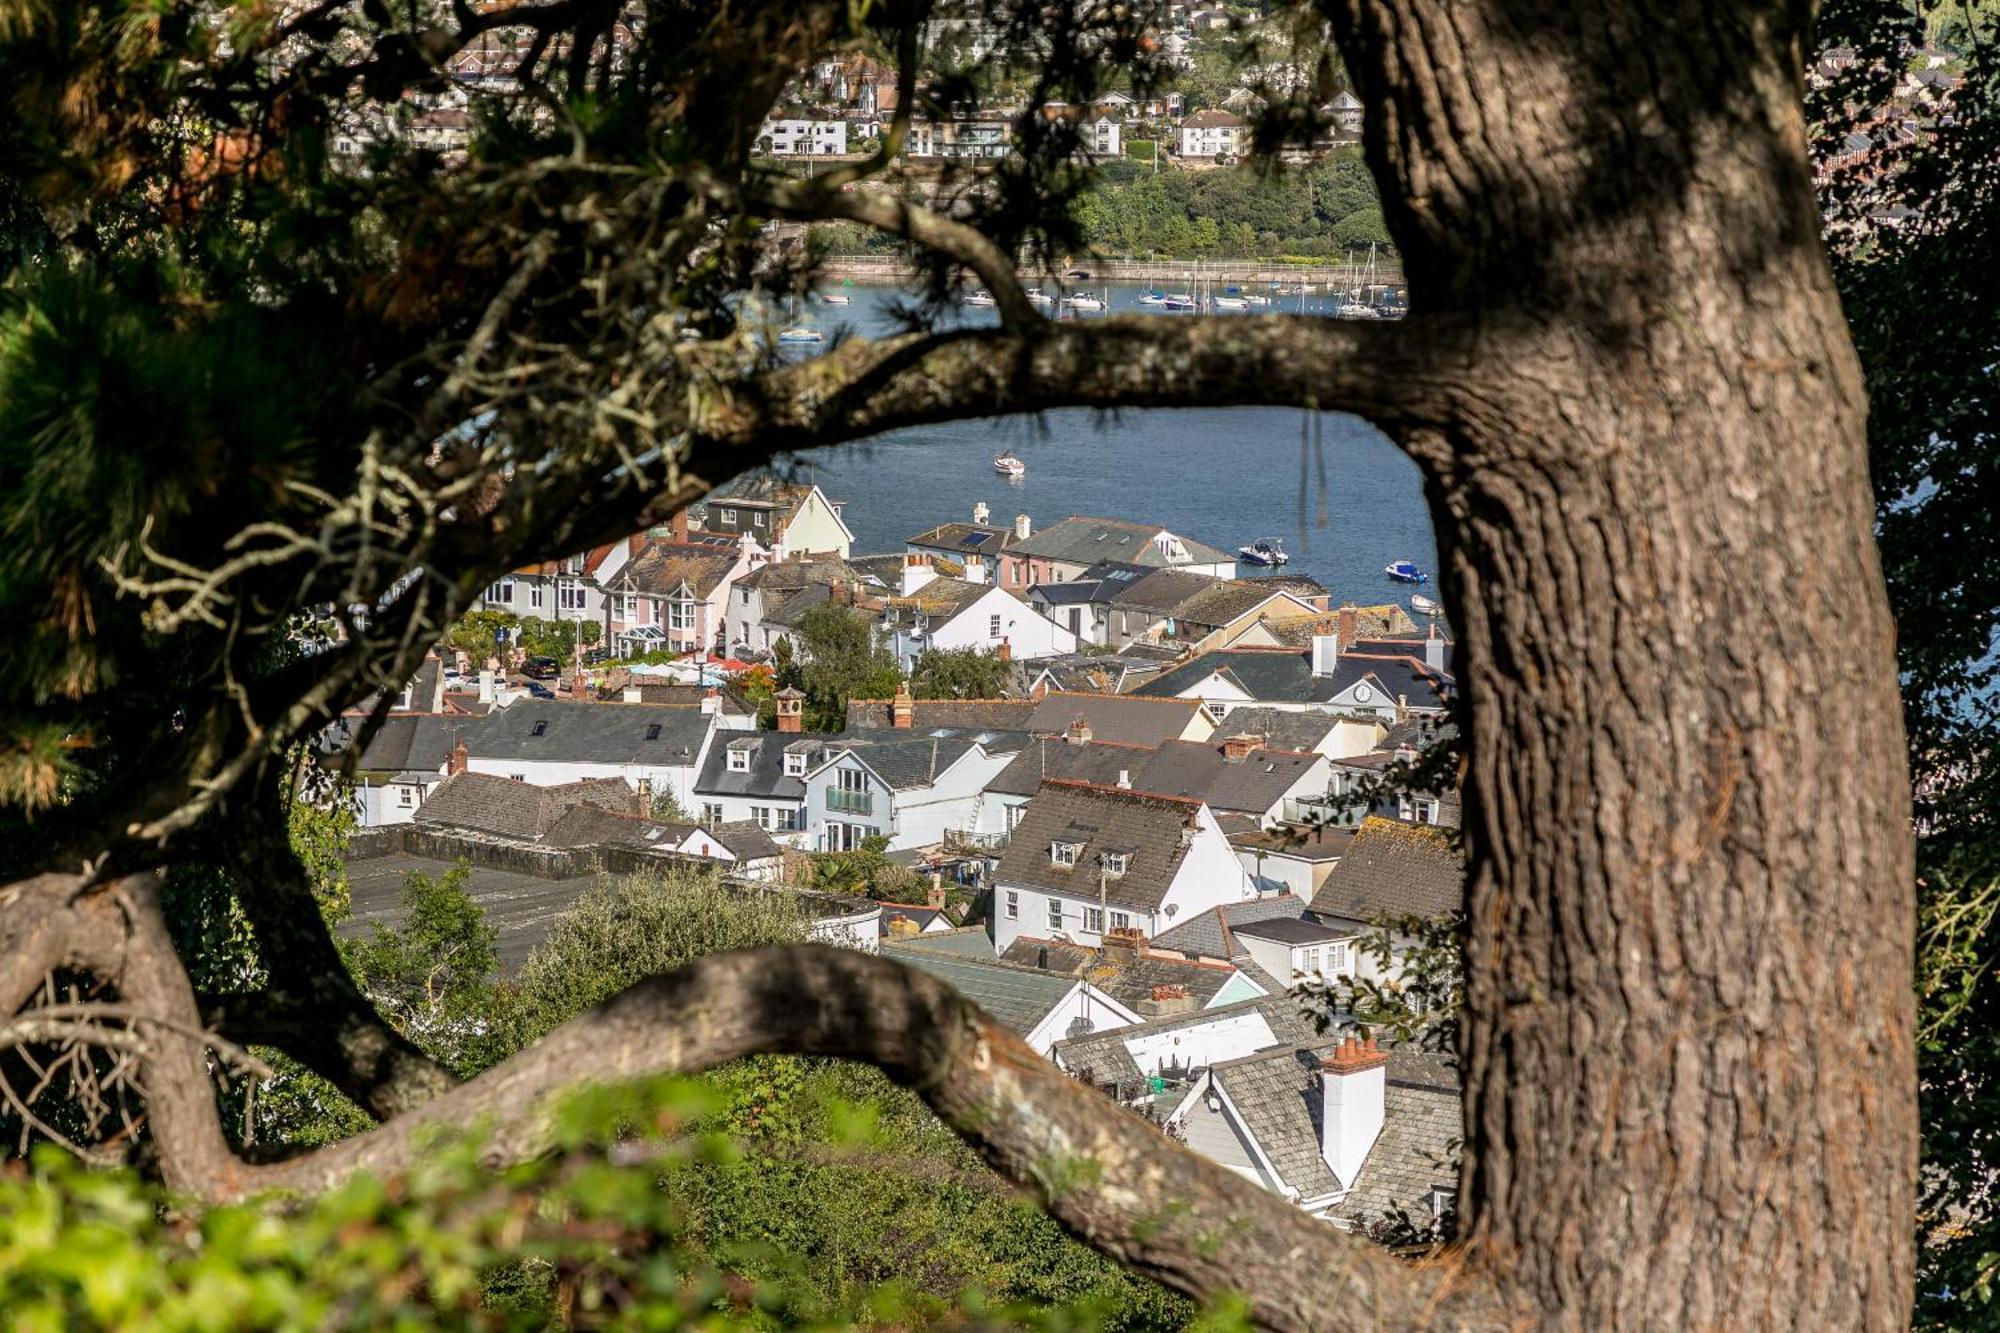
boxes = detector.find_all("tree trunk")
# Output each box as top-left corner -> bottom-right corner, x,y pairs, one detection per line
1331,2 -> 1915,1326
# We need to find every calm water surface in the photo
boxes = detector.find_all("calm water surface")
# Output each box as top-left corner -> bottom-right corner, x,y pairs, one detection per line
770,285 -> 1438,608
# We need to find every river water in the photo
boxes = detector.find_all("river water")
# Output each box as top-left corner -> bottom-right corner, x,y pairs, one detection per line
767,283 -> 1438,607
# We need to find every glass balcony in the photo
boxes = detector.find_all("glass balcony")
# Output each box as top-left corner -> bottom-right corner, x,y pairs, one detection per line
826,788 -> 873,816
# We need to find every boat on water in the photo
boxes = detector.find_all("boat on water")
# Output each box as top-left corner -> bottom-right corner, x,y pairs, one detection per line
1162,293 -> 1197,311
1244,294 -> 1272,307
777,326 -> 824,345
1067,292 -> 1105,311
1410,592 -> 1442,616
964,289 -> 997,307
1211,295 -> 1251,312
1136,290 -> 1168,307
1239,538 -> 1289,567
1026,288 -> 1055,310
1385,560 -> 1428,584
994,452 -> 1026,478
1336,299 -> 1381,319
820,291 -> 852,306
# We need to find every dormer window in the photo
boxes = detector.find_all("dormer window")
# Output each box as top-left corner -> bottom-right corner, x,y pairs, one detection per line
1101,852 -> 1128,876
1051,841 -> 1080,868
727,749 -> 750,773
784,753 -> 806,777
530,719 -> 548,737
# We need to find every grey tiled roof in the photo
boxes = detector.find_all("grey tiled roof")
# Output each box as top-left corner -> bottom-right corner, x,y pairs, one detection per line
613,544 -> 739,599
1209,706 -> 1350,753
415,772 -> 635,839
994,781 -> 1211,912
1330,1052 -> 1462,1227
1106,568 -> 1222,615
1307,817 -> 1464,924
1131,739 -> 1325,819
1170,580 -> 1312,629
988,737 -> 1155,798
1008,516 -> 1234,569
539,803 -> 688,848
1211,1041 -> 1343,1197
328,713 -> 465,778
1229,823 -> 1355,863
1151,893 -> 1313,960
841,733 -> 986,791
736,557 -> 863,594
1020,654 -> 1167,696
845,698 -> 1037,731
1136,648 -> 1451,710
997,936 -> 1248,1009
1232,917 -> 1351,946
1023,692 -> 1206,747
906,520 -> 1018,556
706,820 -> 786,861
461,700 -> 711,766
1052,993 -> 1315,1090
694,730 -> 827,800
881,940 -> 1084,1036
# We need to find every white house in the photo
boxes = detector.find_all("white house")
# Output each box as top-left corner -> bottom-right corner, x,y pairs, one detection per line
885,938 -> 1143,1056
693,479 -> 854,560
457,699 -> 718,815
1087,114 -> 1122,159
990,780 -> 1262,956
879,571 -> 1080,669
1178,108 -> 1245,159
757,117 -> 849,156
803,732 -> 1018,852
1133,637 -> 1453,724
603,537 -> 761,658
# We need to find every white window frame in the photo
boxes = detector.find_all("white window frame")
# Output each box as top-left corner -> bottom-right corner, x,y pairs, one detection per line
837,767 -> 867,794
1329,941 -> 1351,975
1110,910 -> 1131,930
774,807 -> 801,832
988,613 -> 1002,638
702,803 -> 725,827
528,581 -> 544,610
1047,898 -> 1063,930
1005,889 -> 1019,920
485,579 -> 515,605
396,786 -> 415,808
783,753 -> 807,777
559,580 -> 588,612
1082,906 -> 1104,933
1102,852 -> 1128,876
727,749 -> 750,772
669,598 -> 695,631
1051,841 -> 1078,867
1007,803 -> 1027,831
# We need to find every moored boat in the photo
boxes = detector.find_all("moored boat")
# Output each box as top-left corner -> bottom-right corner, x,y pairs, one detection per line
1385,559 -> 1428,584
1410,592 -> 1442,615
1162,293 -> 1196,311
1026,288 -> 1055,310
1067,292 -> 1105,311
1239,538 -> 1289,566
1136,290 -> 1168,307
820,291 -> 852,306
994,452 -> 1026,478
965,289 -> 997,307
777,326 -> 824,345
1211,295 -> 1251,312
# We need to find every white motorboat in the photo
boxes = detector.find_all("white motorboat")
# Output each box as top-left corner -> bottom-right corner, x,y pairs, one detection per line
1162,293 -> 1196,311
1026,288 -> 1055,310
1410,593 -> 1443,616
1211,295 -> 1251,312
820,291 -> 852,306
777,326 -> 824,345
1336,299 -> 1381,319
964,289 -> 997,307
1136,290 -> 1168,307
1067,292 -> 1105,311
1239,538 -> 1290,566
994,452 -> 1026,478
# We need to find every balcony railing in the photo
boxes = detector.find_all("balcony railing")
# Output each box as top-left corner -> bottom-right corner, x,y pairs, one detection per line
945,828 -> 1010,851
826,788 -> 873,816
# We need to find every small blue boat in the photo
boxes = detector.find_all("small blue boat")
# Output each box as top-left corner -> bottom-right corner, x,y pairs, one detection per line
1384,559 -> 1428,584
1136,290 -> 1168,307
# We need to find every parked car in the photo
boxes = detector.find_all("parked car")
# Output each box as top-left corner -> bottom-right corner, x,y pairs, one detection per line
521,680 -> 556,699
523,655 -> 561,679
581,647 -> 612,666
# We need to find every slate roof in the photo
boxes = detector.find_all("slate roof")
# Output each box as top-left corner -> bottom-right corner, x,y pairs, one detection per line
1107,568 -> 1223,615
1023,691 -> 1206,747
1170,580 -> 1311,629
1257,604 -> 1420,645
906,520 -> 1018,556
694,730 -> 828,800
1134,648 -> 1451,711
844,697 -> 1037,731
988,736 -> 1154,797
881,939 -> 1085,1036
1007,516 -> 1234,570
1211,1041 -> 1344,1197
1329,1053 -> 1462,1227
1053,993 -> 1316,1090
1229,822 -> 1355,863
762,582 -> 834,628
626,681 -> 755,714
1238,574 -> 1328,601
998,936 -> 1253,1010
1307,816 -> 1464,924
707,820 -> 787,861
837,732 -> 987,791
539,803 -> 688,848
1021,654 -> 1167,696
415,771 -> 636,840
735,557 -> 863,594
878,576 -> 994,628
1381,716 -> 1457,754
1232,916 -> 1352,946
332,713 -> 465,779
1204,706 -> 1350,754
615,543 -> 739,598
460,700 -> 712,766
1131,739 -> 1326,818
1151,893 -> 1314,961
994,781 -> 1214,913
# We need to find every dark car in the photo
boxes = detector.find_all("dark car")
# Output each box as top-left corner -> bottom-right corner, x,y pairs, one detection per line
1065,268 -> 1092,280
581,647 -> 612,666
523,655 -> 561,679
521,680 -> 556,699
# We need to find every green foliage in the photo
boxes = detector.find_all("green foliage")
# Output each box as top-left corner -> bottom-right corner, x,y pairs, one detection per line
1068,151 -> 1391,260
791,604 -> 903,731
503,867 -> 810,1045
803,834 -> 922,903
442,610 -> 519,662
908,646 -> 1012,699
1313,911 -> 1464,1057
342,863 -> 500,1075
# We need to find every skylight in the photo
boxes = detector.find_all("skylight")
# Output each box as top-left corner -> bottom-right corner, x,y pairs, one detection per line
645,723 -> 662,740
531,720 -> 547,736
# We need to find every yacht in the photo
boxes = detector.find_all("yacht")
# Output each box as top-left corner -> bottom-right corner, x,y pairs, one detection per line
965,289 -> 997,307
1239,538 -> 1290,567
994,452 -> 1026,479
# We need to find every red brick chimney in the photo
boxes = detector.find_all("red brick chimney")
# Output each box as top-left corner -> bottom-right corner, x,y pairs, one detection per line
1336,603 -> 1359,650
891,681 -> 914,729
1220,733 -> 1265,762
926,871 -> 946,909
1065,717 -> 1092,746
1321,1032 -> 1388,1074
449,738 -> 469,775
996,638 -> 1011,662
775,685 -> 804,734
670,508 -> 690,542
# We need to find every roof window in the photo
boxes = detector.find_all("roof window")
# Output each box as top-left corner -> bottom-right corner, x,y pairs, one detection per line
530,720 -> 548,736
1051,841 -> 1080,867
645,723 -> 663,740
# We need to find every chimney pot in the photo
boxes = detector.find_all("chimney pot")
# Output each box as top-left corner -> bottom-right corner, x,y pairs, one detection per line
1066,718 -> 1092,746
1311,633 -> 1340,678
973,500 -> 991,525
1014,513 -> 1032,541
449,739 -> 469,775
1337,604 -> 1359,650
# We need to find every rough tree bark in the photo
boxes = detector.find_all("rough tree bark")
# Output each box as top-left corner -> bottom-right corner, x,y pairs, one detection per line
0,1 -> 1917,1329
1324,1 -> 1915,1328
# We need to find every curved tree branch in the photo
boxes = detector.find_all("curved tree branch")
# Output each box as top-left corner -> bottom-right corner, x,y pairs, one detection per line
129,937 -> 1507,1330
